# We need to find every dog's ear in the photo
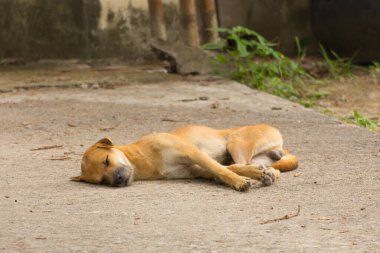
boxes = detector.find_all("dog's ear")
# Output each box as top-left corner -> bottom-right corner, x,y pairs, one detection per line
96,137 -> 113,147
70,176 -> 82,182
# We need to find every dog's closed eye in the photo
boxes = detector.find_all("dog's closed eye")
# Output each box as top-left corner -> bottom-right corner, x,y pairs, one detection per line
103,155 -> 109,167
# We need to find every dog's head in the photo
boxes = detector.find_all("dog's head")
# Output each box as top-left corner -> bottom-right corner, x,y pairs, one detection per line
71,137 -> 134,187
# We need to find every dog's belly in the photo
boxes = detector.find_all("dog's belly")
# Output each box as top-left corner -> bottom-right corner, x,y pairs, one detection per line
160,164 -> 197,179
160,137 -> 229,179
160,152 -> 197,179
195,136 -> 229,162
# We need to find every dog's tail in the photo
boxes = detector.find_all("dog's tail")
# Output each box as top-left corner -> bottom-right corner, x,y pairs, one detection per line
271,150 -> 298,172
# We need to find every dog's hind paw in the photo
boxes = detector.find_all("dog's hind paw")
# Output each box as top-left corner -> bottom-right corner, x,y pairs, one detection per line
260,167 -> 280,186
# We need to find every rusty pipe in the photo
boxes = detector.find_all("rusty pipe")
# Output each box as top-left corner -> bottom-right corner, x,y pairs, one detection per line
200,0 -> 219,43
148,0 -> 167,40
179,0 -> 200,47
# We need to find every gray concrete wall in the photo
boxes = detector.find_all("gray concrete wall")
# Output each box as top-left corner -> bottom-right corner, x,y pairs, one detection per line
0,0 -> 180,60
0,0 -> 316,60
217,0 -> 317,55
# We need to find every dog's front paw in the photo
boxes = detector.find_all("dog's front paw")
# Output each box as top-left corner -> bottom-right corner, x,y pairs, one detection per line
260,167 -> 280,186
233,176 -> 252,192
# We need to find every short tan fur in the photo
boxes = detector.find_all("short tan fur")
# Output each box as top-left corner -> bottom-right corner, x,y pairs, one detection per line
72,124 -> 298,191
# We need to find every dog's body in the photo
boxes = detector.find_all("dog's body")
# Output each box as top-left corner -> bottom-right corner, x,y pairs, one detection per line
72,124 -> 298,191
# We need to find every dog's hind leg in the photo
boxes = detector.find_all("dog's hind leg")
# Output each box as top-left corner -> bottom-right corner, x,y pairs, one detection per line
226,125 -> 284,164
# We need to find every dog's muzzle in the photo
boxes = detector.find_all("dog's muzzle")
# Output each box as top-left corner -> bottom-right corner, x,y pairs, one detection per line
112,168 -> 132,187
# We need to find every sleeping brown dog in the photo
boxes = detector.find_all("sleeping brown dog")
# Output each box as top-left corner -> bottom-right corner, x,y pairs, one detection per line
71,124 -> 298,191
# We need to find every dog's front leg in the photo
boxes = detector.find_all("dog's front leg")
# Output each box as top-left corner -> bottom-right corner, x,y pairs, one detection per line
227,164 -> 280,186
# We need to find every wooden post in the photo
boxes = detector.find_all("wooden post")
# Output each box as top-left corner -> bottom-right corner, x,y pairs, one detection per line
148,0 -> 167,40
200,0 -> 219,43
179,0 -> 200,47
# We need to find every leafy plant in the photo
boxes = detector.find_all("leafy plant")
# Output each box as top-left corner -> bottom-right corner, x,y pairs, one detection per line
295,36 -> 307,60
342,111 -> 378,130
353,111 -> 378,130
307,91 -> 329,100
319,44 -> 356,79
203,26 -> 306,100
298,99 -> 314,108
322,108 -> 332,114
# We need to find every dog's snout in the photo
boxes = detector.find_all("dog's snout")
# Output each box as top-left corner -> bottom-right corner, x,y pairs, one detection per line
114,173 -> 125,186
116,173 -> 124,184
112,169 -> 128,187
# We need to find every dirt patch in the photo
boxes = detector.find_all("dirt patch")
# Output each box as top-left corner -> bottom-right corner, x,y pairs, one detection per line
305,66 -> 380,125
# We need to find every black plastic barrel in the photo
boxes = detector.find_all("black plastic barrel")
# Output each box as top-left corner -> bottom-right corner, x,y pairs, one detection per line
310,0 -> 380,63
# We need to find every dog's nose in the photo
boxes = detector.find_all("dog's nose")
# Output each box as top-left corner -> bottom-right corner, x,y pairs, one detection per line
113,172 -> 125,186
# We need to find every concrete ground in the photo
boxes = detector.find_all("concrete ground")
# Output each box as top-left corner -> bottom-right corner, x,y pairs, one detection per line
0,64 -> 379,252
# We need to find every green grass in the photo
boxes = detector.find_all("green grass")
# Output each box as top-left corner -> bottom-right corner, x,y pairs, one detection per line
322,108 -> 333,114
202,27 -> 364,110
203,27 -> 378,130
203,26 -> 306,101
342,111 -> 378,130
295,36 -> 307,60
319,44 -> 356,79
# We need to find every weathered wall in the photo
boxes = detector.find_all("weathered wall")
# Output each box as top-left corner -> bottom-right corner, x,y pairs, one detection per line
0,0 -> 180,60
0,0 -> 316,60
0,0 -> 97,59
218,0 -> 317,55
94,0 -> 180,59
